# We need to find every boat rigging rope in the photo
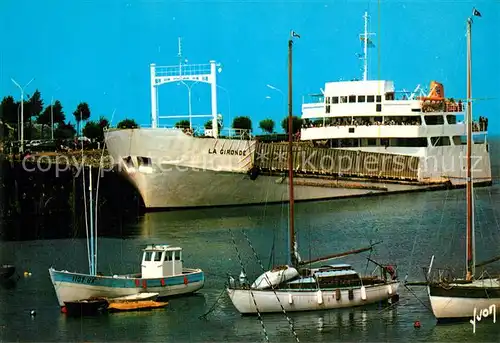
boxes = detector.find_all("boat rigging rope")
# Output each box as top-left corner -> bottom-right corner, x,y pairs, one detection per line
198,287 -> 227,320
240,229 -> 300,343
229,228 -> 270,343
403,283 -> 433,313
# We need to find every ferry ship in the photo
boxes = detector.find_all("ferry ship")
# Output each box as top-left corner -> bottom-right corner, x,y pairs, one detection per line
104,13 -> 491,210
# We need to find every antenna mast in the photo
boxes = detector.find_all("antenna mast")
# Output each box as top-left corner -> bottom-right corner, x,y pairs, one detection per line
178,37 -> 183,75
360,12 -> 375,81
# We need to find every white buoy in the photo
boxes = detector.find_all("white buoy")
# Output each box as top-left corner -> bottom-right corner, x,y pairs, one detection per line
30,310 -> 36,316
288,293 -> 293,304
387,284 -> 393,295
360,286 -> 367,301
317,290 -> 323,304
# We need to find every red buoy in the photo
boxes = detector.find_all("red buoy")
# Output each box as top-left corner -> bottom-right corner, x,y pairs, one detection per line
61,306 -> 67,314
414,320 -> 421,329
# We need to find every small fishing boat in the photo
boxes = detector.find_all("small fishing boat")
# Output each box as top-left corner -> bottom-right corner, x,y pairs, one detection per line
64,298 -> 109,317
49,166 -> 204,311
0,265 -> 15,281
50,244 -> 204,310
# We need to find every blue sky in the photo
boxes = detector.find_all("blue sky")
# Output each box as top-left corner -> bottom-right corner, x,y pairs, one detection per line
1,0 -> 499,135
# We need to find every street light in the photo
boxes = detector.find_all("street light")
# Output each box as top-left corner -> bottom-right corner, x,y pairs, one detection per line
266,83 -> 286,120
51,86 -> 61,140
216,84 -> 231,135
178,80 -> 199,129
11,77 -> 35,153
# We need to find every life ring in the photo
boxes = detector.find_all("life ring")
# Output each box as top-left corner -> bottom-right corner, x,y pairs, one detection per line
183,276 -> 188,285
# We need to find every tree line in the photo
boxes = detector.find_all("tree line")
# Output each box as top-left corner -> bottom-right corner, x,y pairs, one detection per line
0,89 -> 302,143
0,91 -> 139,143
175,115 -> 303,135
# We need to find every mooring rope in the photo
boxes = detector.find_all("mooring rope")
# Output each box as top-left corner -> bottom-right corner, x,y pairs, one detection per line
240,229 -> 300,343
228,228 -> 270,343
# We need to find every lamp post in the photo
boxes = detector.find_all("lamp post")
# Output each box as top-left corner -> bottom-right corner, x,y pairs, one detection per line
11,77 -> 35,153
216,84 -> 231,134
266,84 -> 286,122
50,86 -> 61,140
178,80 -> 199,130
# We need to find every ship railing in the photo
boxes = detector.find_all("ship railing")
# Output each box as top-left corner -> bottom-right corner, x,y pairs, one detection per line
422,266 -> 456,284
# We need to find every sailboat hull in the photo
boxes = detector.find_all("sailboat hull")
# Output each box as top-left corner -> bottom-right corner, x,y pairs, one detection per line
226,281 -> 399,314
49,268 -> 204,307
427,279 -> 500,322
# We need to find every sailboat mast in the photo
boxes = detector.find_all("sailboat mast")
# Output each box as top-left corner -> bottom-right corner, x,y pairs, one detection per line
287,36 -> 296,268
465,17 -> 475,280
89,165 -> 95,276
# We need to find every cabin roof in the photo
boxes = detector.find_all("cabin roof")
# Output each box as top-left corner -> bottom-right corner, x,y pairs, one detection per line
315,270 -> 359,277
143,244 -> 182,252
324,80 -> 394,95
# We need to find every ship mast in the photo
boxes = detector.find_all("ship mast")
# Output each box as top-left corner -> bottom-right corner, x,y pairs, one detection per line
360,12 -> 374,81
288,31 -> 300,267
465,15 -> 475,281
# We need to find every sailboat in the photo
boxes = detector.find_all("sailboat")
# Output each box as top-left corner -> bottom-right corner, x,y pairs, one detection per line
226,30 -> 400,314
49,165 -> 204,311
426,9 -> 500,322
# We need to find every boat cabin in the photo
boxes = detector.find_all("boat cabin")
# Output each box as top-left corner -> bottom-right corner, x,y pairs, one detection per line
141,244 -> 183,279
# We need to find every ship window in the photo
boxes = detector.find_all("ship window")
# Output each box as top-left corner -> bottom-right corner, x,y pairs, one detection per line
452,136 -> 465,145
144,252 -> 153,261
367,138 -> 376,146
376,95 -> 382,102
332,96 -> 339,104
447,115 -> 457,124
358,95 -> 366,103
376,104 -> 382,112
424,115 -> 445,125
367,95 -> 375,103
381,138 -> 389,147
385,92 -> 395,101
326,97 -> 331,104
123,156 -> 134,168
430,136 -> 451,146
340,96 -> 347,103
348,128 -> 355,133
137,156 -> 152,166
326,105 -> 331,114
165,252 -> 172,261
154,252 -> 163,261
348,95 -> 356,103
175,253 -> 181,260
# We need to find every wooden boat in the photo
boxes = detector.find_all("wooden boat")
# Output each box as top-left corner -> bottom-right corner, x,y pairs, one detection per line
0,265 -> 15,281
64,298 -> 109,317
107,300 -> 168,313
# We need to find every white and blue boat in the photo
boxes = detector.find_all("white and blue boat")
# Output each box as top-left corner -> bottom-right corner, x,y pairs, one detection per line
49,244 -> 205,309
48,165 -> 204,310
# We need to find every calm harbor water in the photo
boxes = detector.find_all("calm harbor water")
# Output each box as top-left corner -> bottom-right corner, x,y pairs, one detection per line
1,139 -> 499,342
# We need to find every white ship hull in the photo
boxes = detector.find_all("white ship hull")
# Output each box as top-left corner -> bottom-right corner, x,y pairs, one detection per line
104,128 -> 491,209
226,281 -> 399,314
427,279 -> 500,322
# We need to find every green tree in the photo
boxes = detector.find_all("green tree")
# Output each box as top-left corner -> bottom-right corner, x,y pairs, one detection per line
83,120 -> 102,141
175,120 -> 190,129
117,118 -> 139,129
98,116 -> 109,131
204,120 -> 222,132
0,96 -> 19,140
259,118 -> 275,134
73,102 -> 91,135
281,116 -> 303,135
54,121 -> 76,139
232,116 -> 252,132
37,100 -> 66,139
